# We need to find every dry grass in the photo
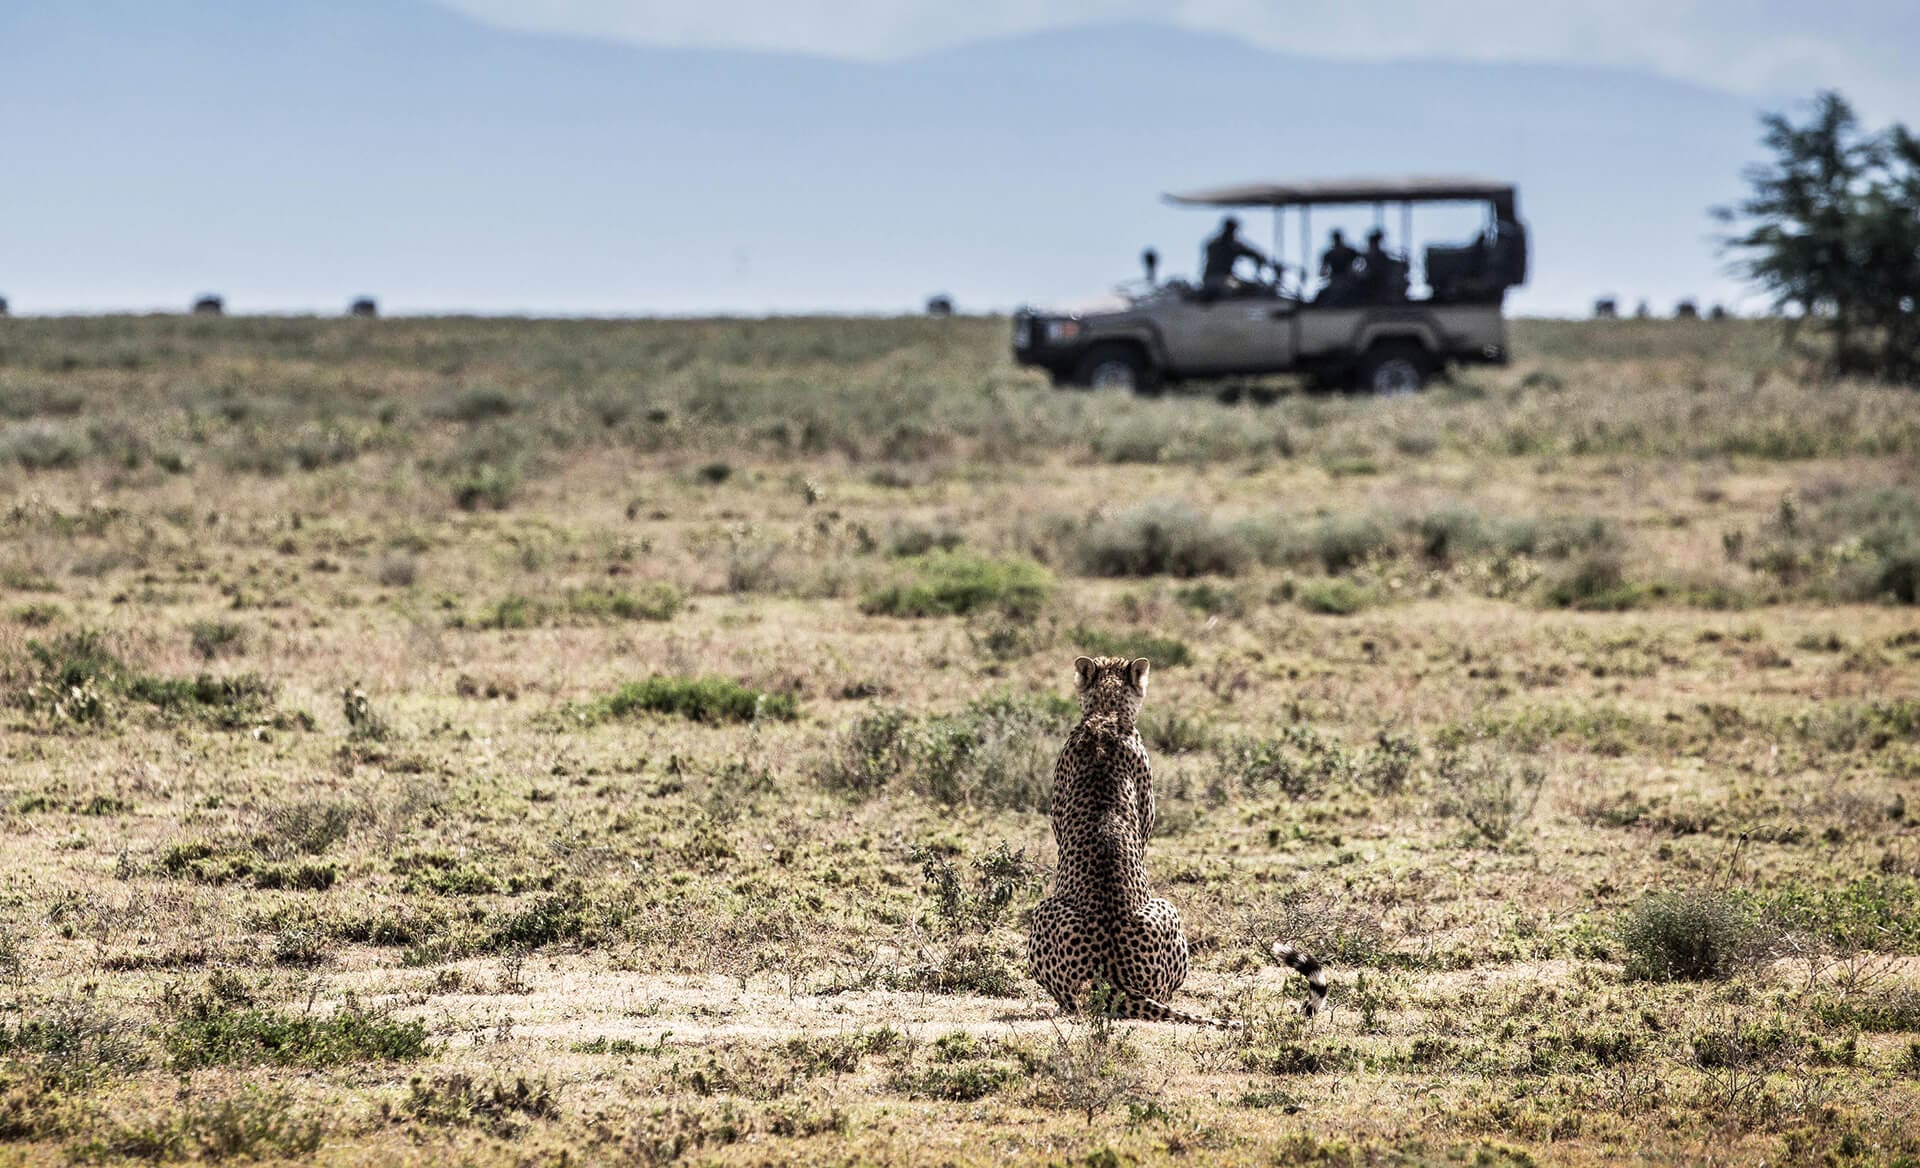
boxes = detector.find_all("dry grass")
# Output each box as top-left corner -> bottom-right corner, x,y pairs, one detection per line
0,314 -> 1917,1164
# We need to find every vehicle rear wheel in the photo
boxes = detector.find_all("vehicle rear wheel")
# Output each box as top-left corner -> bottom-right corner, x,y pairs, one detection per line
1073,344 -> 1157,394
1360,343 -> 1431,396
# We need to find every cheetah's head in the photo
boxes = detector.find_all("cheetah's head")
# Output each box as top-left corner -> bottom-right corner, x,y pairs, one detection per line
1073,655 -> 1150,721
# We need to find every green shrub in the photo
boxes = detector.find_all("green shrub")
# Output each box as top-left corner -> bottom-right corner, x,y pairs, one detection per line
886,522 -> 965,557
1295,578 -> 1368,615
1618,890 -> 1757,981
437,387 -> 520,422
1068,626 -> 1194,667
188,620 -> 248,660
911,841 -> 1043,934
1172,582 -> 1246,616
122,673 -> 277,726
819,707 -> 917,795
0,421 -> 90,470
1138,709 -> 1213,754
400,1073 -> 559,1136
482,594 -> 545,629
1435,748 -> 1545,843
1072,500 -> 1252,578
1215,727 -> 1355,800
861,552 -> 1052,618
1302,514 -> 1394,574
598,676 -> 798,724
76,1088 -> 326,1163
451,462 -> 519,511
568,582 -> 683,622
822,694 -> 1072,811
164,994 -> 427,1069
1543,548 -> 1646,610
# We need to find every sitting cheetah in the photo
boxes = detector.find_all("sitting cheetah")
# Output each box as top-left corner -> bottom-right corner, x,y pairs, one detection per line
1027,655 -> 1327,1025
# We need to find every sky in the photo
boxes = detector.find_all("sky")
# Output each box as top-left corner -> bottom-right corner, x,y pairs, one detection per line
4,0 -> 1915,317
434,0 -> 1920,120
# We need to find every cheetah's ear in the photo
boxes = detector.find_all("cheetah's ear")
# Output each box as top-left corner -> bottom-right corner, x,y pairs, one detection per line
1074,656 -> 1098,688
1128,658 -> 1151,692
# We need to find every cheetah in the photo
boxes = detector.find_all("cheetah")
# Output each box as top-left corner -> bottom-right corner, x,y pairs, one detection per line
1027,656 -> 1327,1026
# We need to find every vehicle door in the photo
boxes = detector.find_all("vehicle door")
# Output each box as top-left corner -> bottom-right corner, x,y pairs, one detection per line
1159,294 -> 1297,374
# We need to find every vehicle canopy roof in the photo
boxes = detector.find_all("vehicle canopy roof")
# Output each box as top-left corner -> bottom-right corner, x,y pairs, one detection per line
1165,174 -> 1516,211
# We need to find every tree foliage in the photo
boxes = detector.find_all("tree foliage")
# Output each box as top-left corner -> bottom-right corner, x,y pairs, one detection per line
1719,92 -> 1920,383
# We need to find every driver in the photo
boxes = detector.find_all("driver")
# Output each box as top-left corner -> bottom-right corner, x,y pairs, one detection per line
1200,216 -> 1269,295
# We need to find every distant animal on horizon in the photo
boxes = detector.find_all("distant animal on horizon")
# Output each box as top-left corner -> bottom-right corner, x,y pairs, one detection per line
1027,655 -> 1326,1026
349,297 -> 379,319
192,294 -> 224,316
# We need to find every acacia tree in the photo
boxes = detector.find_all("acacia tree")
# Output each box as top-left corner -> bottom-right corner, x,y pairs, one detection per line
1718,91 -> 1920,383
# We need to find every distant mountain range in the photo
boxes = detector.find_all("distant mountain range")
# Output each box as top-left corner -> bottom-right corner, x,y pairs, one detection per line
1,1 -> 1766,315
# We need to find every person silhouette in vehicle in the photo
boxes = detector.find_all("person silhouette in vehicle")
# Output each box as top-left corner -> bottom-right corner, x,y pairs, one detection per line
1201,216 -> 1268,296
1360,228 -> 1400,301
1320,229 -> 1358,285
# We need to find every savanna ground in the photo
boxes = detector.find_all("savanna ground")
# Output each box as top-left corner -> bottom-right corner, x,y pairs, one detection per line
1,314 -> 1918,1166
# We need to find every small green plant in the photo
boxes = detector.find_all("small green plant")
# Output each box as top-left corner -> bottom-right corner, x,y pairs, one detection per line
910,841 -> 1043,934
76,1088 -> 326,1163
451,462 -> 519,511
188,619 -> 248,660
568,582 -> 683,622
1619,890 -> 1758,982
396,1073 -> 559,1137
1435,748 -> 1545,844
861,552 -> 1053,618
1072,500 -> 1253,578
596,676 -> 798,724
162,989 -> 428,1069
1295,578 -> 1368,615
1068,627 -> 1194,667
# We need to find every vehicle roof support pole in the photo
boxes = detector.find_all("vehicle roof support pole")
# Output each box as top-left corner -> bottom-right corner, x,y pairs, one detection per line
1273,207 -> 1283,277
1402,201 -> 1414,279
1300,206 -> 1310,292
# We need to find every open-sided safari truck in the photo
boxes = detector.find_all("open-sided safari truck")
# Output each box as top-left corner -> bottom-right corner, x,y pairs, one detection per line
1013,175 -> 1527,395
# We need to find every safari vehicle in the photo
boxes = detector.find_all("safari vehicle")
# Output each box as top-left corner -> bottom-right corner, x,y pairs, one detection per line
1012,175 -> 1527,395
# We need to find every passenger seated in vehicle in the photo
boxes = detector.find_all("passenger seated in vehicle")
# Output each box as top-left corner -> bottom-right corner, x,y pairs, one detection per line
1199,216 -> 1270,298
1319,230 -> 1358,285
1359,228 -> 1407,303
1314,229 -> 1363,305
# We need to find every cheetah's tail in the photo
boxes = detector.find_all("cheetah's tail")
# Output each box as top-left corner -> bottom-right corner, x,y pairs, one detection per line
1106,995 -> 1242,1030
1271,943 -> 1328,1018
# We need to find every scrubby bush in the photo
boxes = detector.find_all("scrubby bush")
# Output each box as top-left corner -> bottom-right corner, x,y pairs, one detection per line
821,694 -> 1072,810
1619,890 -> 1759,982
1300,514 -> 1394,575
861,552 -> 1052,618
1543,548 -> 1645,610
1295,578 -> 1368,615
597,676 -> 799,724
1068,627 -> 1193,667
451,462 -> 519,511
1072,500 -> 1253,578
1434,748 -> 1545,843
569,582 -> 683,622
163,986 -> 427,1069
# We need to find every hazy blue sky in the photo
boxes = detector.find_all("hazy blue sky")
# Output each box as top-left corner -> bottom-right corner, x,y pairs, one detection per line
4,1 -> 1914,317
436,0 -> 1920,118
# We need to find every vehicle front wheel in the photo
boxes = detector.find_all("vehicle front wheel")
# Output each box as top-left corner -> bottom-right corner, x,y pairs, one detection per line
1073,345 -> 1158,394
1359,343 -> 1431,397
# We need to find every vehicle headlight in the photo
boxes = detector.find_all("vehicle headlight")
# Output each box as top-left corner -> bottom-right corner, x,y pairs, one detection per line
1044,319 -> 1083,344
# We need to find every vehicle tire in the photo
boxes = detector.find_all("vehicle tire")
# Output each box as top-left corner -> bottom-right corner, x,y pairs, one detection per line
1073,344 -> 1157,394
1359,342 -> 1431,397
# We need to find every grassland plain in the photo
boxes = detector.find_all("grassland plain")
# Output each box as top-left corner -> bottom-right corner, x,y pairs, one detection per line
0,314 -> 1917,1166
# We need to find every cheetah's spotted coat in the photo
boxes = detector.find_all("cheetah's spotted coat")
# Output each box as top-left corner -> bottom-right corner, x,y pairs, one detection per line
1027,656 -> 1326,1025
